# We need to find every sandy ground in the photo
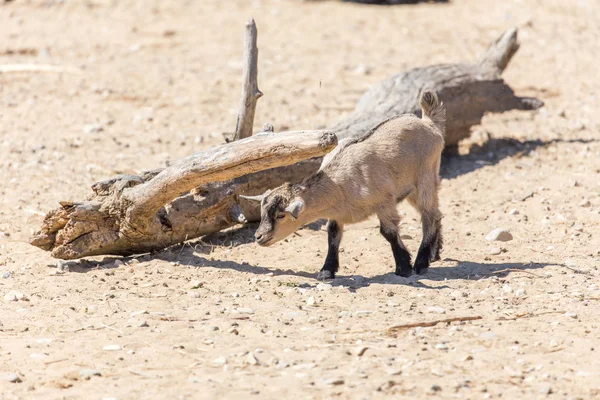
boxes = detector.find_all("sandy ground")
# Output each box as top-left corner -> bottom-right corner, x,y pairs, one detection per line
1,0 -> 600,398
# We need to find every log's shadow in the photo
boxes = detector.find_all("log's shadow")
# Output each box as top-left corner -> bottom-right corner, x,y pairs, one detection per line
441,137 -> 598,179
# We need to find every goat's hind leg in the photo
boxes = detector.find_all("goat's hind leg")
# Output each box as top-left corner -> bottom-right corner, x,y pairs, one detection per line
317,220 -> 343,281
409,185 -> 443,275
377,207 -> 412,277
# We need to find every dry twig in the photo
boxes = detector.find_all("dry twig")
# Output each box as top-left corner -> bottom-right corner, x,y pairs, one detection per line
387,316 -> 482,335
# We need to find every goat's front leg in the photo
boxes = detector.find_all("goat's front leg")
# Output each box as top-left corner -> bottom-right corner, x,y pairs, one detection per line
317,220 -> 343,280
377,207 -> 412,277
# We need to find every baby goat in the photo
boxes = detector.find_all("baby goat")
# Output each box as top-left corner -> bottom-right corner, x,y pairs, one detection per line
243,90 -> 445,280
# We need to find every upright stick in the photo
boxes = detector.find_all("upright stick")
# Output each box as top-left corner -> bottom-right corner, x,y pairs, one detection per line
233,19 -> 262,141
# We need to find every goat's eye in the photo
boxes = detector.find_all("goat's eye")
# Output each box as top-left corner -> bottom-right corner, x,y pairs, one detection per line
276,213 -> 286,220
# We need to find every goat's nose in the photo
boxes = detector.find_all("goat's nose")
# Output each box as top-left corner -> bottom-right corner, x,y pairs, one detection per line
255,233 -> 263,241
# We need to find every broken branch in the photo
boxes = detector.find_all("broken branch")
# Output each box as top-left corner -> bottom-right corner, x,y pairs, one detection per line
232,18 -> 262,141
387,316 -> 482,335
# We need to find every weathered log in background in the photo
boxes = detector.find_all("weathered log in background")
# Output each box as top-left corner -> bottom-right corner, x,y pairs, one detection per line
330,28 -> 542,147
30,27 -> 542,259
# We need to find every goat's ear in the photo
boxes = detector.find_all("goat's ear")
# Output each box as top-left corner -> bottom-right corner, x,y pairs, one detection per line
239,189 -> 271,203
284,199 -> 305,220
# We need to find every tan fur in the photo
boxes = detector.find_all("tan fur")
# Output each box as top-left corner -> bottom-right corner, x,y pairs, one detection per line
255,90 -> 445,255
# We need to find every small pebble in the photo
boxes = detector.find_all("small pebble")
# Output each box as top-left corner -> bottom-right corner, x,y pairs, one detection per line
187,291 -> 201,298
539,385 -> 553,395
579,199 -> 591,208
515,288 -> 527,298
4,290 -> 26,302
435,343 -> 448,350
254,294 -> 262,300
4,373 -> 21,383
83,123 -> 103,134
79,369 -> 102,379
485,228 -> 513,242
509,209 -> 519,215
355,310 -> 373,317
503,284 -> 513,293
103,344 -> 122,351
324,377 -> 345,386
488,247 -> 502,255
479,332 -> 497,340
316,283 -> 332,291
130,310 -> 148,317
2,272 -> 12,279
212,356 -> 227,366
306,296 -> 316,306
246,352 -> 259,365
189,280 -> 203,289
427,306 -> 446,314
235,308 -> 254,314
431,384 -> 442,392
563,312 -> 577,319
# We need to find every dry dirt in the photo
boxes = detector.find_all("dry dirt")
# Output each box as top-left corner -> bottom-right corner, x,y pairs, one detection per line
1,0 -> 600,399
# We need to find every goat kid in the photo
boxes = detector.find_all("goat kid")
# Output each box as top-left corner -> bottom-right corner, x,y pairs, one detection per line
243,90 -> 445,280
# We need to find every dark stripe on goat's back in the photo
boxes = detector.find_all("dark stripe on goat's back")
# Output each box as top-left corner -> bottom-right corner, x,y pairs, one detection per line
352,115 -> 402,145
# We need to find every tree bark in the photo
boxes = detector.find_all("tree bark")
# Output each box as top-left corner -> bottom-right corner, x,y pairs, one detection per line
30,27 -> 543,260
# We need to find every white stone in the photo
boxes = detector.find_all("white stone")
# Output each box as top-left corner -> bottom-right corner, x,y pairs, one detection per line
515,288 -> 527,297
4,290 -> 26,302
355,310 -> 373,317
4,373 -> 20,383
83,123 -> 103,134
485,228 -> 513,242
306,296 -> 316,306
488,247 -> 502,255
189,280 -> 203,289
103,344 -> 122,351
427,306 -> 446,314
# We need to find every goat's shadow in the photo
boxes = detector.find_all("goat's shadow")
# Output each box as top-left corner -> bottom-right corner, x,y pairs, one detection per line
68,247 -> 561,293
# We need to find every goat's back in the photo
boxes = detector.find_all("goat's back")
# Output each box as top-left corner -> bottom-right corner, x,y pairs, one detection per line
320,115 -> 444,223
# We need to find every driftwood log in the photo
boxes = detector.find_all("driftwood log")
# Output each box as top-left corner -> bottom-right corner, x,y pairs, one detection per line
31,130 -> 337,259
31,26 -> 543,259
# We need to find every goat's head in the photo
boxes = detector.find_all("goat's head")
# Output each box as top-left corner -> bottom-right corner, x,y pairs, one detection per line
241,183 -> 305,246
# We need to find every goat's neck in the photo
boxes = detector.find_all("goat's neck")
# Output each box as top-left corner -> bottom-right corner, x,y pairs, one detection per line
297,173 -> 340,223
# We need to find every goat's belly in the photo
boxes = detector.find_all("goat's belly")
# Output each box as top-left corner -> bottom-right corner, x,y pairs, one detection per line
335,206 -> 377,225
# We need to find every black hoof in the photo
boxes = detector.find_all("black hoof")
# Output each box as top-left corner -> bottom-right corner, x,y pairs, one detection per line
395,268 -> 413,278
414,259 -> 429,275
317,269 -> 335,281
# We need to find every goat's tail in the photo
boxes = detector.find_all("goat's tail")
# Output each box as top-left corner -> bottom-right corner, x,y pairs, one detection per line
419,90 -> 445,135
